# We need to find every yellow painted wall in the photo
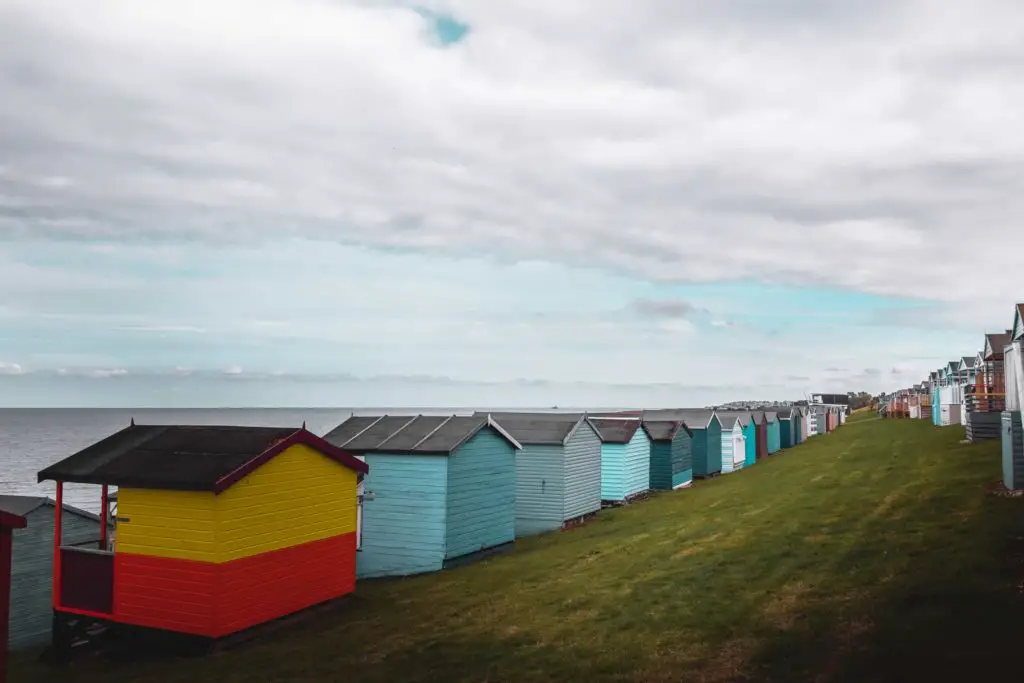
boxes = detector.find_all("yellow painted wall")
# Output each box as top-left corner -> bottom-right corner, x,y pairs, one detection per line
116,443 -> 358,563
216,443 -> 357,562
115,488 -> 219,562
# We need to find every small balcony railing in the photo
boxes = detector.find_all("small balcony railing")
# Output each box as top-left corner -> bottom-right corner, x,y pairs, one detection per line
59,546 -> 114,615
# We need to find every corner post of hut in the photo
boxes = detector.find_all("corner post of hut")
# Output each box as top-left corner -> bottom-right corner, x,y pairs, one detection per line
52,481 -> 63,609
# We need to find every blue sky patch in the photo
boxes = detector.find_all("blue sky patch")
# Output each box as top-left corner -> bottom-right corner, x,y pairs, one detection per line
415,8 -> 469,46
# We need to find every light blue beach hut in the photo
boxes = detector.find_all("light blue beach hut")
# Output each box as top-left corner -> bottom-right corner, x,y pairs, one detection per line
717,414 -> 747,474
482,412 -> 602,536
324,414 -> 522,578
589,418 -> 652,503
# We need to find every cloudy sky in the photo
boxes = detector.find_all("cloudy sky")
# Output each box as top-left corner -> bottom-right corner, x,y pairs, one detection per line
1,0 -> 1022,408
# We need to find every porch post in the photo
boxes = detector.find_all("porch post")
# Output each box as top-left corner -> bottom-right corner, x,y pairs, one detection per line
99,485 -> 109,550
53,481 -> 63,609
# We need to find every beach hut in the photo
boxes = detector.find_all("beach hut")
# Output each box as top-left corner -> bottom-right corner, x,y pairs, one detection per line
480,412 -> 601,536
751,412 -> 769,461
588,418 -> 652,503
642,410 -> 724,478
1002,307 -> 1024,490
0,497 -> 105,651
777,408 -> 796,448
0,509 -> 26,683
716,414 -> 746,474
763,411 -> 782,454
811,405 -> 827,435
721,412 -> 756,467
641,419 -> 694,490
324,415 -> 520,578
36,424 -> 367,652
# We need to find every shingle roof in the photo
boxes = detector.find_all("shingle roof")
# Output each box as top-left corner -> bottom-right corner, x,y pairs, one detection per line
720,411 -> 752,427
0,495 -> 101,523
645,409 -> 718,430
323,415 -> 521,454
761,411 -> 779,422
986,331 -> 1013,359
641,420 -> 690,442
479,412 -> 585,445
717,414 -> 740,429
588,418 -> 642,444
37,424 -> 367,491
774,407 -> 794,418
962,356 -> 977,368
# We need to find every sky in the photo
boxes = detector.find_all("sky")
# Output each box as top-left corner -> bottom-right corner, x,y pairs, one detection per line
1,0 -> 1022,408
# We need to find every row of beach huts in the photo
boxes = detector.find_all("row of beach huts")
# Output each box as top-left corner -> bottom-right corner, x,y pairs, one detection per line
879,302 -> 1024,490
0,402 -> 848,674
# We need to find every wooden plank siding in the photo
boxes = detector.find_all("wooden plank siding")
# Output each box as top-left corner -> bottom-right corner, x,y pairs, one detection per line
1002,411 -> 1024,491
357,455 -> 448,578
670,427 -> 694,489
721,423 -> 745,474
649,443 -> 674,491
692,419 -> 723,478
444,429 -> 516,560
562,421 -> 602,522
9,506 -> 100,650
767,420 -> 781,454
514,444 -> 565,536
743,421 -> 756,467
625,428 -> 652,498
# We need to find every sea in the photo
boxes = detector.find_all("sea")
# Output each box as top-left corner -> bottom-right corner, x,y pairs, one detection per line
0,406 -> 607,513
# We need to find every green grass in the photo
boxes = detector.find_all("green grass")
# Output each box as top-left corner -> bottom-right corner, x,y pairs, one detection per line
12,415 -> 1024,683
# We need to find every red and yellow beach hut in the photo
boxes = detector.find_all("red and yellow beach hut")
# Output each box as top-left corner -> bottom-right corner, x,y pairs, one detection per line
37,423 -> 367,652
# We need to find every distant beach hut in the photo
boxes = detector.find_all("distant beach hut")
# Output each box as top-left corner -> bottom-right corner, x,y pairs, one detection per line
721,412 -> 756,467
324,415 -> 521,577
480,412 -> 602,536
36,424 -> 367,652
763,411 -> 782,454
716,414 -> 747,474
1002,306 -> 1024,490
677,410 -> 724,478
0,496 -> 105,652
800,406 -> 812,440
777,408 -> 797,448
752,412 -> 769,461
641,419 -> 694,490
588,418 -> 652,503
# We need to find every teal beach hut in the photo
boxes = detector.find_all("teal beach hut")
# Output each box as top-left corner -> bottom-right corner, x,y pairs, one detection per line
482,412 -> 602,536
673,410 -> 723,478
777,408 -> 796,449
641,419 -> 694,490
589,418 -> 652,503
739,413 -> 757,466
324,414 -> 522,578
763,411 -> 782,453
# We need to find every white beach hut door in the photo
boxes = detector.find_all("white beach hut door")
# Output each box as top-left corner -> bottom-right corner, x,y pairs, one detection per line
733,430 -> 745,466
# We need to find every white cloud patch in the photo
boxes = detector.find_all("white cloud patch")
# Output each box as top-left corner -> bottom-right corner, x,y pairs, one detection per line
0,362 -> 26,375
2,0 -> 1021,402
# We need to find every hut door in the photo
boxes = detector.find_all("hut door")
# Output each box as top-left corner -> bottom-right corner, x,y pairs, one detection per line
733,431 -> 744,466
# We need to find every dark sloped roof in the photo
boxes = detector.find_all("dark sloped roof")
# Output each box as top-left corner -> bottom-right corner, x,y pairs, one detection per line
37,424 -> 367,491
655,409 -> 718,430
0,495 -> 101,523
589,418 -> 642,444
962,356 -> 977,368
986,331 -> 1013,359
761,411 -> 778,422
719,411 -> 752,427
641,420 -> 690,442
717,414 -> 739,429
480,412 -> 584,445
324,415 -> 521,454
775,407 -> 794,418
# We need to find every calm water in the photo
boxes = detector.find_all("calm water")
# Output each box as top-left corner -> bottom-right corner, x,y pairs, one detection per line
0,406 -> 603,513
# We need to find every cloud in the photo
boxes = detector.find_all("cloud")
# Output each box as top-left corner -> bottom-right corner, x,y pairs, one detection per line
0,362 -> 25,375
223,365 -> 244,375
2,0 -> 1024,322
54,367 -> 128,379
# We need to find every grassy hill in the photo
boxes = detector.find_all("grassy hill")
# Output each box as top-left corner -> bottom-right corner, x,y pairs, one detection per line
13,414 -> 1024,683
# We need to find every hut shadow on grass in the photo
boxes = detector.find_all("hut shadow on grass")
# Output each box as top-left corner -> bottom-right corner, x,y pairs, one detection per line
734,494 -> 1024,683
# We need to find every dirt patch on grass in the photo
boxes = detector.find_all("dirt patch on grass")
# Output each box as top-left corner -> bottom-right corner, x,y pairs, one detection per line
692,638 -> 759,683
872,489 -> 906,518
762,581 -> 814,631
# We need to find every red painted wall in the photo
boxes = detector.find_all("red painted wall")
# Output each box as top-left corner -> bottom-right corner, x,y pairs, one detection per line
113,532 -> 357,638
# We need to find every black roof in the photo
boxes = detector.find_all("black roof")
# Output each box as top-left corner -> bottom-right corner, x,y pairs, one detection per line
323,414 -> 520,454
641,420 -> 690,442
774,407 -> 794,418
588,418 -> 642,444
480,412 -> 585,445
37,425 -> 302,491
